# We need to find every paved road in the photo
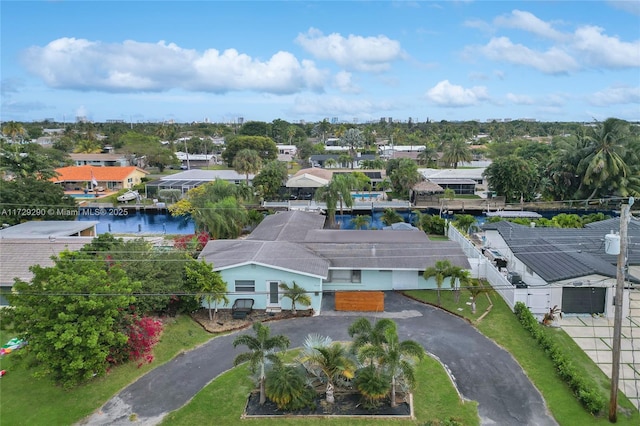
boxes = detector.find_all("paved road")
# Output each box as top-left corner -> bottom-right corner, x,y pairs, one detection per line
80,292 -> 557,426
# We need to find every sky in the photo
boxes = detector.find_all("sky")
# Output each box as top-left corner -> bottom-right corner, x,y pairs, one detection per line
1,1 -> 639,124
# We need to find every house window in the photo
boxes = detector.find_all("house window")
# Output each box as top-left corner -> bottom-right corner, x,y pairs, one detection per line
235,280 -> 255,292
351,270 -> 361,283
128,178 -> 133,183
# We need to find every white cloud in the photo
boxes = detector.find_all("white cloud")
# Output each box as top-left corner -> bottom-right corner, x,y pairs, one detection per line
295,28 -> 404,72
608,0 -> 640,16
589,85 -> 640,106
506,93 -> 534,105
494,10 -> 566,41
468,72 -> 489,81
572,26 -> 640,68
476,37 -> 579,74
426,80 -> 489,107
333,71 -> 361,94
21,38 -> 329,94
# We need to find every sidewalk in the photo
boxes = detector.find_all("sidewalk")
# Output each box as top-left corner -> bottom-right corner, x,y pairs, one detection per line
558,289 -> 640,411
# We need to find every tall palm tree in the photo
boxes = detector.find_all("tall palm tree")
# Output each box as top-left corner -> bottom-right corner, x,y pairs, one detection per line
298,335 -> 356,403
278,281 -> 312,314
423,259 -> 454,306
315,174 -> 354,228
381,208 -> 403,226
417,144 -> 438,167
340,128 -> 364,169
577,118 -> 632,200
233,322 -> 290,405
324,158 -> 338,169
233,148 -> 263,185
441,135 -> 472,169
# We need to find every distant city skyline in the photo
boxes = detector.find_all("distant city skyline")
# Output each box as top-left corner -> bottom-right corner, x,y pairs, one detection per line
1,1 -> 639,124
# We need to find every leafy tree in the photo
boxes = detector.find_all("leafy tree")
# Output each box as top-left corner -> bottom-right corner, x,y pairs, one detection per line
417,144 -> 438,167
233,322 -> 291,405
5,251 -> 140,388
80,235 -> 195,315
118,132 -> 179,171
278,281 -> 312,314
252,160 -> 288,200
423,259 -> 454,306
483,155 -> 539,203
420,214 -> 446,235
1,143 -> 61,180
185,260 -> 229,321
0,178 -> 77,225
443,188 -> 455,201
324,158 -> 338,169
222,135 -> 277,166
298,335 -> 356,403
233,148 -> 262,185
239,121 -> 270,137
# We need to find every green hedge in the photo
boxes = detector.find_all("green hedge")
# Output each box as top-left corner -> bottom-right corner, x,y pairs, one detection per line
513,302 -> 606,414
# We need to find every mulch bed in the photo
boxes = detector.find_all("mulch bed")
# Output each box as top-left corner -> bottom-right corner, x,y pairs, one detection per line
191,308 -> 314,333
244,390 -> 412,417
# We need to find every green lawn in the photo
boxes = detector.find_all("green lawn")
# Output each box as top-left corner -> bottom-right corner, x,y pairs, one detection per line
161,351 -> 479,426
405,289 -> 639,425
0,315 -> 213,426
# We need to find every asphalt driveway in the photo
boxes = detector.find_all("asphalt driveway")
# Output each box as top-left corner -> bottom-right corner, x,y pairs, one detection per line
80,292 -> 557,426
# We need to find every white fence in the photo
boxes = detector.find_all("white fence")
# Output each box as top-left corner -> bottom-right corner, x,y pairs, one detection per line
448,224 -> 550,314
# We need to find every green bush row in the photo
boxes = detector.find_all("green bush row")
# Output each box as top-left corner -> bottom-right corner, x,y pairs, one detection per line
513,302 -> 606,414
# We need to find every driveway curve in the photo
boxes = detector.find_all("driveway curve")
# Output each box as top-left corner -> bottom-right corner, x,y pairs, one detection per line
80,292 -> 557,426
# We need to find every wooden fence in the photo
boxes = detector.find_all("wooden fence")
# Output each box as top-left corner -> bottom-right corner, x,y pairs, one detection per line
335,291 -> 384,312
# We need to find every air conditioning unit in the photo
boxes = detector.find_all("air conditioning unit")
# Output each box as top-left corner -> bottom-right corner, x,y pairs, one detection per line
507,272 -> 522,285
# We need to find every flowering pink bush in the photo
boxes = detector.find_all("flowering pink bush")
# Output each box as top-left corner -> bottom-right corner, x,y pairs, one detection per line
127,316 -> 163,366
173,232 -> 211,254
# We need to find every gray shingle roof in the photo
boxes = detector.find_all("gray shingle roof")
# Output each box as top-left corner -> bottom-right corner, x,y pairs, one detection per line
198,240 -> 329,278
0,237 -> 94,285
247,211 -> 326,242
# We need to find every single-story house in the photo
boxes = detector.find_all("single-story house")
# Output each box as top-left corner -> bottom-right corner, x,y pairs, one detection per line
0,221 -> 98,305
198,210 -> 470,314
418,168 -> 487,193
70,153 -> 130,167
145,169 -> 254,198
174,152 -> 218,168
51,165 -> 148,191
285,168 -> 387,199
481,218 -> 639,317
309,154 -> 376,169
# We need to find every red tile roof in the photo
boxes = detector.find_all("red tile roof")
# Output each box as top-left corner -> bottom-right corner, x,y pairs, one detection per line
51,165 -> 148,183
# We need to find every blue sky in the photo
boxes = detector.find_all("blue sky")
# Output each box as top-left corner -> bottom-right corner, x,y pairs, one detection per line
1,1 -> 639,124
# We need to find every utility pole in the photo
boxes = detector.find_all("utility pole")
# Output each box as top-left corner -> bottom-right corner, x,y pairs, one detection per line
609,197 -> 633,422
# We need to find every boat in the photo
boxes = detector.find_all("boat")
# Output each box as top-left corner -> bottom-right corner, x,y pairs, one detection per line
117,190 -> 139,202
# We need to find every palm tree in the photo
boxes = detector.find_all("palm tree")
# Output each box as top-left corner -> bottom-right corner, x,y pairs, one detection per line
278,281 -> 312,314
233,322 -> 291,405
298,335 -> 356,403
577,118 -> 632,200
351,215 -> 371,230
74,139 -> 102,153
340,128 -> 365,169
423,259 -> 454,306
441,135 -> 472,169
233,148 -> 263,185
467,279 -> 488,314
448,266 -> 472,304
324,158 -> 338,169
2,121 -> 27,144
315,174 -> 354,228
453,214 -> 476,234
193,197 -> 247,239
265,364 -> 314,410
417,144 -> 438,167
380,208 -> 403,226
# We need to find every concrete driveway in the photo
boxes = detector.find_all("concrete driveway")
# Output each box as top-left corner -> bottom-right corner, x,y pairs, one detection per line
558,288 -> 640,411
81,292 -> 557,426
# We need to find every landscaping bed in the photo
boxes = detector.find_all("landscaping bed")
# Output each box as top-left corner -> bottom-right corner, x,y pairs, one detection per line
244,388 -> 411,418
191,308 -> 314,333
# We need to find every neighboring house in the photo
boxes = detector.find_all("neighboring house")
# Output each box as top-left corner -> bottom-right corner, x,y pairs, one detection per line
145,169 -> 254,198
419,168 -> 487,194
309,154 -> 376,169
285,168 -> 387,198
70,153 -> 130,167
51,165 -> 148,191
0,221 -> 98,306
481,218 -> 640,317
198,210 -> 470,314
174,151 -> 217,168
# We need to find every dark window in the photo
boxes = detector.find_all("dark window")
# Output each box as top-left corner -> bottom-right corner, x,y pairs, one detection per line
235,280 -> 255,292
351,270 -> 361,283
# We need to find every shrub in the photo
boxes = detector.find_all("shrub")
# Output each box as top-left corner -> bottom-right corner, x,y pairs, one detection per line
109,315 -> 163,367
513,302 -> 606,414
265,364 -> 315,410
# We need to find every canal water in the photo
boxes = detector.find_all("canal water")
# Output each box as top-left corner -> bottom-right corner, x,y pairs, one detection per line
77,209 -> 195,234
